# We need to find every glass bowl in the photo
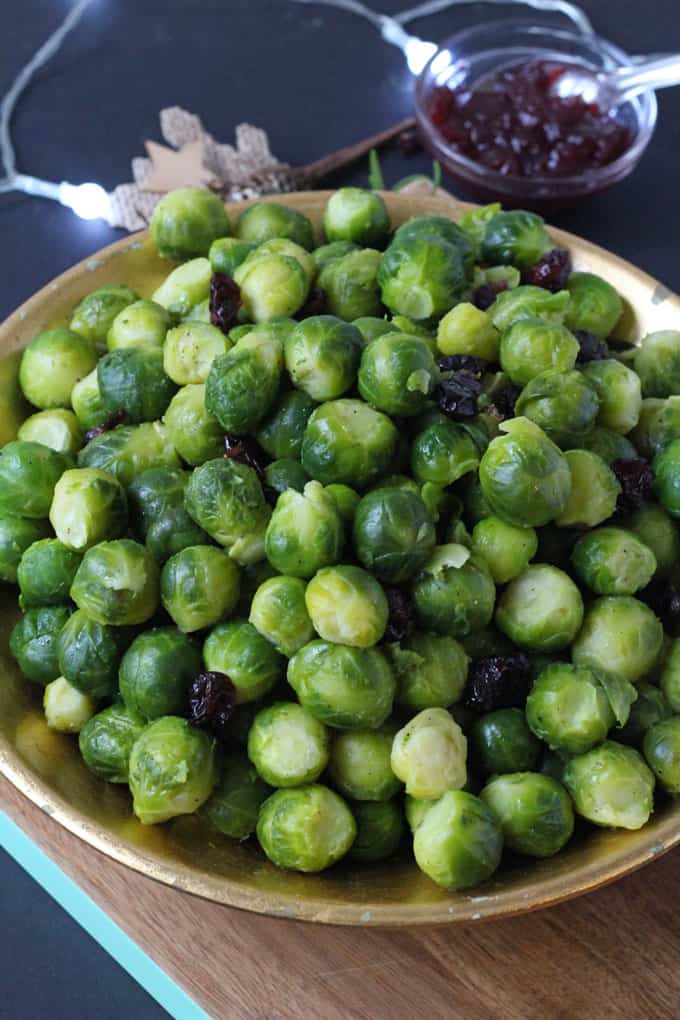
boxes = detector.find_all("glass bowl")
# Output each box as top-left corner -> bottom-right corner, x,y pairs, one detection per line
414,20 -> 658,209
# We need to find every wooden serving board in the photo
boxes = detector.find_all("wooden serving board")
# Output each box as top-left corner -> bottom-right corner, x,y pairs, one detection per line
2,775 -> 678,1020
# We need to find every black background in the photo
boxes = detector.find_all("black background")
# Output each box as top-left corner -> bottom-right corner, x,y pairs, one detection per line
1,1 -> 679,1017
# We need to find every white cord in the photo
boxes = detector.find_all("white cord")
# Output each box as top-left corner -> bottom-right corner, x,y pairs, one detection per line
394,0 -> 593,35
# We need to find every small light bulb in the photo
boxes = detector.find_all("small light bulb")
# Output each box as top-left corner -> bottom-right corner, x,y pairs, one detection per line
59,181 -> 112,221
404,38 -> 438,75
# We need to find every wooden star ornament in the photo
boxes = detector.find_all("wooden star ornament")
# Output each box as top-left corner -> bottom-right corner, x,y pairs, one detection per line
140,139 -> 223,193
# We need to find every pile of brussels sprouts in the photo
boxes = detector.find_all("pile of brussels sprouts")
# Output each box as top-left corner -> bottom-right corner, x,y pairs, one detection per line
3,185 -> 680,893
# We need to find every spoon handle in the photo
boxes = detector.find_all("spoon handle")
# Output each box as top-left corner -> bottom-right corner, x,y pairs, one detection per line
611,55 -> 680,102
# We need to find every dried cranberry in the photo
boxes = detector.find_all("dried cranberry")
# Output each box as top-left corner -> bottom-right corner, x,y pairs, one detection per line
611,458 -> 655,515
294,286 -> 327,320
488,382 -> 521,421
210,272 -> 242,334
189,671 -> 236,740
472,281 -> 508,311
85,409 -> 128,443
574,329 -> 610,363
383,587 -> 415,643
524,248 -> 572,292
436,371 -> 482,419
463,652 -> 531,712
224,433 -> 268,481
398,128 -> 422,155
438,354 -> 488,376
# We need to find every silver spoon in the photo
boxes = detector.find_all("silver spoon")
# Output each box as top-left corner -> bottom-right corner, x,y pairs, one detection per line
550,54 -> 680,107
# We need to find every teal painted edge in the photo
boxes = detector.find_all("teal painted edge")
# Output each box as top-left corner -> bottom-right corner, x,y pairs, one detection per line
0,811 -> 211,1020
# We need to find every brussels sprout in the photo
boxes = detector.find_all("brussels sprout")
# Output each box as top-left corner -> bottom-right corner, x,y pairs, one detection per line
163,384 -> 224,465
160,545 -> 240,634
394,215 -> 475,271
184,298 -> 210,323
410,421 -> 479,487
630,397 -> 680,459
328,726 -> 401,802
127,467 -> 208,563
263,458 -> 309,495
618,682 -> 670,746
283,316 -> 361,401
70,539 -> 159,625
325,483 -> 360,522
391,708 -> 467,799
413,544 -> 496,638
69,285 -> 138,344
49,468 -> 127,552
185,458 -> 270,565
57,608 -> 130,698
265,480 -> 342,578
565,271 -> 623,338
572,596 -> 664,687
304,565 -> 387,648
203,619 -> 284,703
10,605 -> 72,685
661,639 -> 680,713
348,800 -> 404,863
79,704 -> 146,783
481,772 -> 574,858
318,248 -> 383,321
413,789 -> 502,890
150,187 -> 230,260
526,662 -> 615,754
129,716 -> 217,825
571,527 -> 656,595
478,418 -> 571,527
256,783 -> 356,872
458,202 -> 502,251
209,237 -> 257,277
247,701 -> 329,787
301,399 -> 397,488
43,676 -> 96,733
236,201 -> 314,250
581,426 -> 637,464
288,640 -> 395,729
481,210 -> 550,268
18,409 -> 84,455
200,751 -> 270,839
248,575 -> 313,656
654,439 -> 680,517
515,369 -> 599,447
472,264 -> 521,291
312,240 -> 359,273
0,514 -> 50,584
499,318 -> 578,387
163,321 -> 228,386
17,539 -> 81,608
97,347 -> 177,424
358,333 -> 438,417
71,368 -> 106,430
390,315 -> 438,351
255,389 -> 316,461
643,716 -> 680,792
106,299 -> 170,351
470,708 -> 542,776
378,236 -> 466,320
352,488 -> 435,583
489,286 -> 570,332
0,441 -> 72,518
404,794 -> 434,833
554,450 -> 620,529
152,258 -> 212,318
119,627 -> 202,720
234,253 -> 309,321
206,331 -> 283,434
471,516 -> 537,585
436,302 -> 500,361
78,422 -> 181,487
631,330 -> 680,398
323,187 -> 390,247
495,564 -> 583,653
581,359 -> 641,434
352,316 -> 398,346
563,741 -> 654,829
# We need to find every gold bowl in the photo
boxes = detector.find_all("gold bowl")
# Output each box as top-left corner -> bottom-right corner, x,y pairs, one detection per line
1,191 -> 678,925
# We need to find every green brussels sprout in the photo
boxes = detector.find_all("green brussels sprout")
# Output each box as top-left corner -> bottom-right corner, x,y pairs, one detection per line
17,539 -> 81,608
247,701 -> 329,787
288,640 -> 395,729
630,397 -> 680,459
654,439 -> 680,517
581,359 -> 641,434
49,467 -> 127,552
499,318 -> 578,387
413,790 -> 502,890
515,369 -> 599,447
185,458 -> 270,565
152,258 -> 212,318
256,783 -> 356,872
571,527 -> 656,595
643,716 -> 680,792
378,236 -> 466,320
411,421 -> 479,487
404,794 -> 434,833
391,708 -> 467,799
234,253 -> 310,321
325,483 -> 360,522
119,627 -> 202,720
554,450 -> 620,529
480,772 -> 574,858
206,331 -> 283,433
618,682 -> 671,746
470,708 -> 542,776
57,608 -> 130,698
163,321 -> 228,386
203,619 -> 285,703
436,302 -> 499,361
457,202 -> 502,251
481,210 -> 550,268
97,347 -> 177,424
0,441 -> 72,518
489,285 -> 570,332
633,330 -> 680,397
304,564 -> 387,648
563,741 -> 655,829
358,333 -> 438,417
328,726 -> 401,801
160,545 -> 240,633
478,418 -> 571,527
323,187 -> 390,247
265,480 -> 342,578
661,639 -> 680,713
106,299 -> 170,351
495,564 -> 583,652
565,271 -> 623,337
471,516 -> 537,584
70,368 -> 106,430
18,409 -> 84,455
352,316 -> 398,346
236,201 -> 314,250
318,248 -> 383,321
312,240 -> 359,272
79,703 -> 146,783
572,596 -> 664,685
581,426 -> 638,464
78,422 -> 181,487
43,676 -> 95,733
199,751 -> 270,839
0,514 -> 50,584
150,187 -> 230,260
127,467 -> 209,563
209,236 -> 257,276
283,316 -> 361,401
248,575 -> 313,656
352,488 -> 435,583
69,285 -> 138,344
301,399 -> 397,489
70,539 -> 159,625
10,605 -> 72,685
255,389 -> 317,461
129,716 -> 218,825
163,384 -> 224,465
413,544 -> 496,638
526,662 -> 616,754
348,800 -> 404,863
263,458 -> 309,495
394,215 -> 475,272
387,632 -> 469,712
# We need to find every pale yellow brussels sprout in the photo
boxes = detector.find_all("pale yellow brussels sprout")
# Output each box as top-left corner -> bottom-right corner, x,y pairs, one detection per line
247,702 -> 330,787
234,253 -> 310,321
245,238 -> 315,284
391,708 -> 467,800
248,575 -> 313,657
563,742 -> 655,830
163,384 -> 224,466
50,467 -> 128,552
18,409 -> 84,454
71,367 -> 106,430
20,328 -> 98,410
43,676 -> 96,733
495,564 -> 584,652
152,258 -> 212,318
107,299 -> 170,351
437,303 -> 500,361
163,321 -> 228,385
554,450 -> 621,528
581,359 -> 641,434
304,565 -> 388,647
572,596 -> 664,685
